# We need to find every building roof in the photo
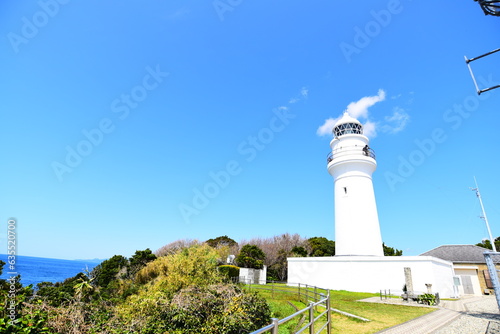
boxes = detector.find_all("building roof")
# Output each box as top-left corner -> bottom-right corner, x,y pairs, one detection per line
420,245 -> 491,263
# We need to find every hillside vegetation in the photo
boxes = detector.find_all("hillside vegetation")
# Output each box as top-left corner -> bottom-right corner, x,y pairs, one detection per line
0,245 -> 270,333
0,234 -> 405,333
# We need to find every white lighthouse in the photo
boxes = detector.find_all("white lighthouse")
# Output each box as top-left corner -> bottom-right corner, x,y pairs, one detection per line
327,112 -> 383,256
287,110 -> 456,298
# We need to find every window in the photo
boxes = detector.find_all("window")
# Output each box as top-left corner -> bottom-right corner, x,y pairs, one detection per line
334,123 -> 362,137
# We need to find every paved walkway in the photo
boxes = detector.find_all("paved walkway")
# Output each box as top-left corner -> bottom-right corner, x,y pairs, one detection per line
359,295 -> 500,334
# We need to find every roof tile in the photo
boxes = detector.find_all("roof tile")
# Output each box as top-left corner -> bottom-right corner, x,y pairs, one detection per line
420,245 -> 491,263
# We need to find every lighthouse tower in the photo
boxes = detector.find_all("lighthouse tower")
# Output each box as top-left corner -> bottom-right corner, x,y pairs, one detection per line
327,112 -> 383,256
287,111 -> 456,298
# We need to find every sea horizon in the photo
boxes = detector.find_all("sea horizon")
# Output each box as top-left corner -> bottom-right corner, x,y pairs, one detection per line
0,253 -> 106,263
0,254 -> 103,287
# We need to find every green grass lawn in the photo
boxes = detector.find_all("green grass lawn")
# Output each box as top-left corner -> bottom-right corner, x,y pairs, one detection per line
247,284 -> 436,334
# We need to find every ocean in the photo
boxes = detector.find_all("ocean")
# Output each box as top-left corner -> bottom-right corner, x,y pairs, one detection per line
0,254 -> 101,287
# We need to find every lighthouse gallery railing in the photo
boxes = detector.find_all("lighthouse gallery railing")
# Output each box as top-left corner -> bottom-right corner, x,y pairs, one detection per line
327,145 -> 375,164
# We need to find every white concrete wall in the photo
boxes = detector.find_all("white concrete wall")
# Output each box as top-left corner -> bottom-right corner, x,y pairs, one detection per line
239,266 -> 267,284
287,256 -> 457,298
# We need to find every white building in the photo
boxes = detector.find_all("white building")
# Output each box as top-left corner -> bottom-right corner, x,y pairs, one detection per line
421,244 -> 497,296
287,113 -> 457,298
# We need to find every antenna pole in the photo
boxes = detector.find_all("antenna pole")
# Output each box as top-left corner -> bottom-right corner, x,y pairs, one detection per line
472,177 -> 497,252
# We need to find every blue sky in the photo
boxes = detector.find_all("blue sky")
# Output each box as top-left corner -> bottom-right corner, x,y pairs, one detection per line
1,1 -> 499,260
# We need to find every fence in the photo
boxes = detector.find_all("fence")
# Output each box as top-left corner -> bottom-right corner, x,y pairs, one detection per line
379,289 -> 392,300
244,281 -> 332,334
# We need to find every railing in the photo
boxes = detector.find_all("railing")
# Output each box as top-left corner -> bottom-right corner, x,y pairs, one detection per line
241,281 -> 327,304
380,289 -> 392,300
245,282 -> 332,334
249,295 -> 331,334
327,145 -> 375,164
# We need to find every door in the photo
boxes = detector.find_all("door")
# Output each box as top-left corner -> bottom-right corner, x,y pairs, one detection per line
461,275 -> 475,294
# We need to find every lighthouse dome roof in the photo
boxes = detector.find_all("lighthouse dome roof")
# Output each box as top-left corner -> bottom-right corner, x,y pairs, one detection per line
333,112 -> 363,137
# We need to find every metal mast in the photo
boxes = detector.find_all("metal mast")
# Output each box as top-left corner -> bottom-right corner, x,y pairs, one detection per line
472,177 -> 497,252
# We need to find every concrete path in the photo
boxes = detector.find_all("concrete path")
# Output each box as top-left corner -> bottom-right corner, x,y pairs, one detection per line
359,295 -> 491,334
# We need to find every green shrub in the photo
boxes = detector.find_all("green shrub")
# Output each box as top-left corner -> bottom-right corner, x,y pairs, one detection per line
218,265 -> 240,280
110,245 -> 271,333
419,293 -> 436,305
0,300 -> 52,334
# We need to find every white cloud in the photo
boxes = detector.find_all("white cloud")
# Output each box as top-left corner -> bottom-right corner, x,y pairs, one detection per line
362,121 -> 377,138
288,87 -> 308,104
316,89 -> 386,138
345,89 -> 386,119
316,117 -> 341,136
300,87 -> 308,98
381,107 -> 410,134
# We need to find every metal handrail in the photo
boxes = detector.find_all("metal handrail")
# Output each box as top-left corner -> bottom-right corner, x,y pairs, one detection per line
327,145 -> 375,163
247,282 -> 332,334
249,296 -> 331,334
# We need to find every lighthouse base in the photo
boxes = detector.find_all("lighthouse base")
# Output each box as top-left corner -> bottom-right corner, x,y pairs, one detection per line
287,256 -> 458,298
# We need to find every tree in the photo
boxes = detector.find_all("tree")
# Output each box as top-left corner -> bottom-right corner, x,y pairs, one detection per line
235,245 -> 265,269
129,248 -> 157,277
155,239 -> 200,257
91,255 -> 129,289
383,243 -> 403,256
291,246 -> 308,257
307,237 -> 335,257
206,235 -> 238,248
0,260 -> 5,276
476,237 -> 500,251
36,273 -> 88,306
206,236 -> 240,266
240,233 -> 307,281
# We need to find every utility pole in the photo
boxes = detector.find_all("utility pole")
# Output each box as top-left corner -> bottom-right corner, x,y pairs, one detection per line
471,177 -> 496,252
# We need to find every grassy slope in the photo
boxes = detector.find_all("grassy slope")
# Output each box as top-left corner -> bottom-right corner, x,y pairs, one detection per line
249,285 -> 435,334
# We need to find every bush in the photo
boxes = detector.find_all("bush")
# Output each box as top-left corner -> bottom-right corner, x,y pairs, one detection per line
135,243 -> 223,291
419,293 -> 436,306
0,300 -> 52,334
218,265 -> 240,280
111,245 -> 271,333
136,284 -> 270,334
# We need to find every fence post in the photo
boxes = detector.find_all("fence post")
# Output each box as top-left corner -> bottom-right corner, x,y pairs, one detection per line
308,302 -> 315,334
271,318 -> 279,334
298,283 -> 301,302
326,291 -> 332,334
314,286 -> 318,312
